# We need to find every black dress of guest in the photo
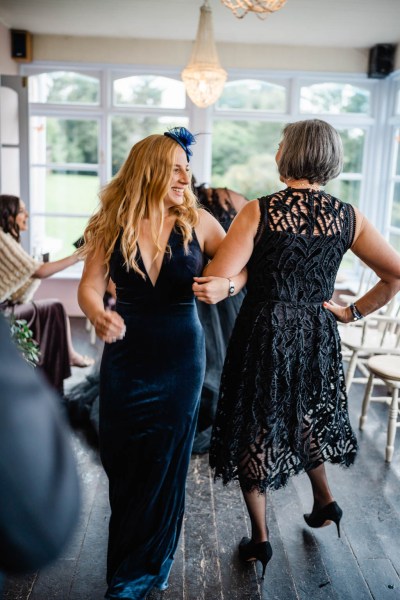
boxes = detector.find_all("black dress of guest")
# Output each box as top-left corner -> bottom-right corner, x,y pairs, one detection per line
99,226 -> 205,599
193,185 -> 246,453
210,188 -> 358,493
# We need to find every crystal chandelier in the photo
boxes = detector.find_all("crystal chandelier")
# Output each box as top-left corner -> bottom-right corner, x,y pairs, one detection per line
181,0 -> 227,108
221,0 -> 287,19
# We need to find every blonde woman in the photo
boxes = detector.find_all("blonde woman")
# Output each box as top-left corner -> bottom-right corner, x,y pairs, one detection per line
78,128 -> 245,599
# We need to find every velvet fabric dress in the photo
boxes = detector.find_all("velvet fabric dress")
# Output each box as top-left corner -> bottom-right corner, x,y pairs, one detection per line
99,226 -> 205,599
210,189 -> 358,493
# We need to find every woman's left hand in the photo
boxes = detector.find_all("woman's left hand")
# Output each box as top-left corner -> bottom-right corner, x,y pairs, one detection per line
193,276 -> 230,304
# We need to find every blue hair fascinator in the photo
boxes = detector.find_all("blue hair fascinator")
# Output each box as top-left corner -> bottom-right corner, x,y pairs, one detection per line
164,127 -> 196,161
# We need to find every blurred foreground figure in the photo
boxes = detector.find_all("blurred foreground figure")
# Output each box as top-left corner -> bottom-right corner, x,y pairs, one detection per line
0,315 -> 80,593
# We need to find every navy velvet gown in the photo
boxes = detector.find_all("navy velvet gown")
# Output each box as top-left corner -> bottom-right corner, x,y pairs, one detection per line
99,226 -> 205,599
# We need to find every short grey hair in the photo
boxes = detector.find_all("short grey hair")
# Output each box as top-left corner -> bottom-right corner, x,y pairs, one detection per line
277,119 -> 343,186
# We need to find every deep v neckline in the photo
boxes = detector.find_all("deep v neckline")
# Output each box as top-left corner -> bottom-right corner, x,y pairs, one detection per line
137,223 -> 176,288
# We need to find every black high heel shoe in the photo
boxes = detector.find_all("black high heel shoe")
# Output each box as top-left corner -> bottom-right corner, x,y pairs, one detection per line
303,501 -> 343,538
238,537 -> 273,580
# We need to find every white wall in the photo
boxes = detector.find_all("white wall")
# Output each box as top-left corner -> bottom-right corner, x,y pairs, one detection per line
33,278 -> 83,316
33,34 -> 372,74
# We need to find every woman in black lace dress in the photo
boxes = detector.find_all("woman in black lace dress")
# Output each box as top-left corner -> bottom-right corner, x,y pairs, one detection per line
202,119 -> 400,577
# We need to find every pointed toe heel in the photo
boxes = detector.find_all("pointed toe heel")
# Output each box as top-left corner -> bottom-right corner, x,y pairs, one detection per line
238,537 -> 273,580
303,501 -> 343,538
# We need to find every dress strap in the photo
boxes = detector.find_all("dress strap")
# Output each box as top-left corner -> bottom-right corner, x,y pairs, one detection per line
346,203 -> 357,250
254,196 -> 269,246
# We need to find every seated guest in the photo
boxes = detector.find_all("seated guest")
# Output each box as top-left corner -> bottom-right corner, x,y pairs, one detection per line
0,194 -> 94,393
0,315 -> 80,594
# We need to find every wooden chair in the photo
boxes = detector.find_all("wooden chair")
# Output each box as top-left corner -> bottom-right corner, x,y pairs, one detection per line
339,307 -> 400,392
360,354 -> 400,462
338,263 -> 377,306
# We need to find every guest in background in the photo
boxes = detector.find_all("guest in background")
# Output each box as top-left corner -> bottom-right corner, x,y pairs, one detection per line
0,315 -> 80,594
0,194 -> 94,393
192,182 -> 247,453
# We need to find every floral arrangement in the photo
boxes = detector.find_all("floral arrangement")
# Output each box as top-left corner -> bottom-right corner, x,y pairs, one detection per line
9,317 -> 40,367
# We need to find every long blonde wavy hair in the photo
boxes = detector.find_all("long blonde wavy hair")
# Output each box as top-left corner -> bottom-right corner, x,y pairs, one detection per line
79,134 -> 199,277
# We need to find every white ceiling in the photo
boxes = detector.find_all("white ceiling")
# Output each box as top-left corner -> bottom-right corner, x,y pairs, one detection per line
0,0 -> 399,49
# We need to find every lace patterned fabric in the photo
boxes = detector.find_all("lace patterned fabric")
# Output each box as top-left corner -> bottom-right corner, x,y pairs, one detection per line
209,188 -> 358,492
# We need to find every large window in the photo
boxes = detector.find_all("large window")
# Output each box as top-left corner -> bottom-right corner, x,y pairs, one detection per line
386,78 -> 400,253
26,69 -> 188,266
299,82 -> 371,115
22,65 -> 399,278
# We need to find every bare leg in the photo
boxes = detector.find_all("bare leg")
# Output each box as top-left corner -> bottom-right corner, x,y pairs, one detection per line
65,315 -> 94,367
240,484 -> 268,543
306,463 -> 334,511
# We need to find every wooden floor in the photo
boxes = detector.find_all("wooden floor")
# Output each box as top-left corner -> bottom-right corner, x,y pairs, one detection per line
4,317 -> 400,600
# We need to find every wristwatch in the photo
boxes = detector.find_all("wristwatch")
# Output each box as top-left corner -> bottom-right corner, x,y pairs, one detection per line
228,278 -> 235,297
349,303 -> 364,321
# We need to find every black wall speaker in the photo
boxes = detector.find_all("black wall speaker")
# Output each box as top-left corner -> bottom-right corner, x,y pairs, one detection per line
368,44 -> 396,79
11,29 -> 32,62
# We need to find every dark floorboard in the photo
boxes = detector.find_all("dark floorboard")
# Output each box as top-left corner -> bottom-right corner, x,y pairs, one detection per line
3,317 -> 400,599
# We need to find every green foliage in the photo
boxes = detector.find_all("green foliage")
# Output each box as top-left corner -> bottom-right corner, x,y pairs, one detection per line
9,318 -> 40,367
114,76 -> 163,106
47,117 -> 98,166
111,115 -> 188,176
211,120 -> 284,197
300,84 -> 369,115
46,71 -> 99,104
217,80 -> 286,111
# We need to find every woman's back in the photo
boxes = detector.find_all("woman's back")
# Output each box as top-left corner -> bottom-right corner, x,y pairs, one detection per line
210,187 -> 358,491
246,188 -> 356,304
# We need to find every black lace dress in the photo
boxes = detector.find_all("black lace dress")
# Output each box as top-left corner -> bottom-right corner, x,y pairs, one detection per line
209,188 -> 358,492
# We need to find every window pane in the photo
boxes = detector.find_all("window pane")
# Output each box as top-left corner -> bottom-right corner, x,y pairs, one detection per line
28,71 -> 100,104
396,129 -> 400,176
390,182 -> 400,227
31,116 -> 98,165
113,75 -> 185,108
31,169 -> 100,215
396,88 -> 400,115
216,80 -> 286,112
300,83 -> 370,115
325,179 -> 361,209
30,215 -> 91,261
340,128 -> 365,173
111,115 -> 188,176
389,233 -> 400,253
211,120 -> 283,198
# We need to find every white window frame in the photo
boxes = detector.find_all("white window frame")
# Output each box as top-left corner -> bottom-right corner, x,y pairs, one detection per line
20,61 -> 400,278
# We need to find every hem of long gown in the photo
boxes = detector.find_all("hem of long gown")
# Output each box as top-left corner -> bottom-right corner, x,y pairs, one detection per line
211,447 -> 358,494
105,557 -> 173,599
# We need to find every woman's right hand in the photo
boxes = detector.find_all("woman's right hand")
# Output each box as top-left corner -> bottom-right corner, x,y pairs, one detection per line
323,300 -> 352,323
93,309 -> 126,343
